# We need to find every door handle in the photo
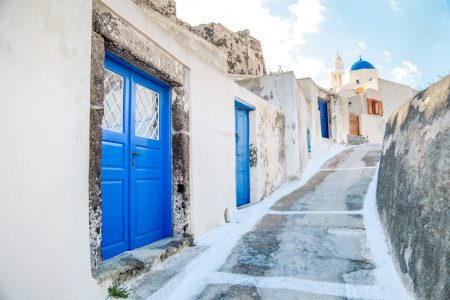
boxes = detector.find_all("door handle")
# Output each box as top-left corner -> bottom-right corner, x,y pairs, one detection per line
132,151 -> 141,167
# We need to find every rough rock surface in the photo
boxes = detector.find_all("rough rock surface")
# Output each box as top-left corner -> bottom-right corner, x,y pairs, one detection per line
191,23 -> 267,76
89,31 -> 105,273
377,75 -> 449,299
133,0 -> 176,19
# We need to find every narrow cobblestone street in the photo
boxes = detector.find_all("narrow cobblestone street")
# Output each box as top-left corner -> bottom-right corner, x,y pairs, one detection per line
129,145 -> 409,299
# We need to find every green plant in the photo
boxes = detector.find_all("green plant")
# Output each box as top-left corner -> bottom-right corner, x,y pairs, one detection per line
108,284 -> 129,299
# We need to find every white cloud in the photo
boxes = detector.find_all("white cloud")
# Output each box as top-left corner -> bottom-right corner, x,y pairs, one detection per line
357,41 -> 367,50
382,50 -> 392,62
177,0 -> 329,86
387,0 -> 400,11
391,61 -> 421,86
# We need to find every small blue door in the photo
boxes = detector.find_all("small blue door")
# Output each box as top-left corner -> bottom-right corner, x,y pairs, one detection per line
101,54 -> 171,260
318,99 -> 329,138
235,103 -> 250,207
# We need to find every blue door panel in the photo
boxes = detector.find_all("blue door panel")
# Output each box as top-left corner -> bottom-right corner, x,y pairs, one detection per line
129,72 -> 167,250
318,100 -> 329,138
131,179 -> 164,249
101,141 -> 126,168
101,53 -> 171,260
235,105 -> 250,207
101,180 -> 129,259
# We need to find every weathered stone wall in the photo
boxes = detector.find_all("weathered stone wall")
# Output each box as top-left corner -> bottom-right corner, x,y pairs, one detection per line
192,23 -> 267,76
254,99 -> 286,200
377,75 -> 450,299
89,31 -> 105,273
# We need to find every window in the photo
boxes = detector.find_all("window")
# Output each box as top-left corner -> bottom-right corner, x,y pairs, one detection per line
103,69 -> 124,132
135,83 -> 159,140
356,79 -> 360,84
368,98 -> 383,116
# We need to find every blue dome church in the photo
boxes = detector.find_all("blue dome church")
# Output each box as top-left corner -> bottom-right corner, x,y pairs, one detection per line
350,57 -> 376,71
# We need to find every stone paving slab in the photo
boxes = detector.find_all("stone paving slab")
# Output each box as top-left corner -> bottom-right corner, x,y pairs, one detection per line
272,147 -> 381,212
272,169 -> 375,211
220,214 -> 375,285
196,284 -> 346,300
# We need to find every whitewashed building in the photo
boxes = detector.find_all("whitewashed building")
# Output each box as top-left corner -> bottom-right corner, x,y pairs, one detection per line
0,1 -> 290,299
332,54 -> 418,143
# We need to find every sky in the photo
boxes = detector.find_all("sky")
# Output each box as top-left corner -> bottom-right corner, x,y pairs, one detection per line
177,0 -> 450,89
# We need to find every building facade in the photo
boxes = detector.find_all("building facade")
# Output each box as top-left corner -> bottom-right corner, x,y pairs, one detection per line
0,1 -> 288,299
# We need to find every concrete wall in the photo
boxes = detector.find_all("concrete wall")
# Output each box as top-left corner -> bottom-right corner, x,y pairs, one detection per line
377,76 -> 450,299
359,114 -> 385,143
0,1 -> 106,299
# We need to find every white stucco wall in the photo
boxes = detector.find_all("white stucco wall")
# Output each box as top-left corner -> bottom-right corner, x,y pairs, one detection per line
297,78 -> 323,146
347,94 -> 365,114
330,95 -> 350,144
294,81 -> 310,172
235,72 -> 302,180
378,78 -> 418,120
359,114 -> 385,143
349,68 -> 378,85
0,1 -> 107,300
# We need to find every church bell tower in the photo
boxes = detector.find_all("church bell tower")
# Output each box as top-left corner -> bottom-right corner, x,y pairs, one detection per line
331,53 -> 345,92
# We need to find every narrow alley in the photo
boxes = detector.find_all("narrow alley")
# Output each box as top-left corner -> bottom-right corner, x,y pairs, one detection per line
127,145 -> 409,300
2,1 -> 449,299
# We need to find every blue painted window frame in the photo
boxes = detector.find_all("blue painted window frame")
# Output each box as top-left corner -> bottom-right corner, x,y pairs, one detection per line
103,52 -> 173,253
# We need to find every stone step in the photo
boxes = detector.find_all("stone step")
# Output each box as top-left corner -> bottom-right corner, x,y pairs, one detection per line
128,245 -> 208,299
97,236 -> 193,284
347,135 -> 368,145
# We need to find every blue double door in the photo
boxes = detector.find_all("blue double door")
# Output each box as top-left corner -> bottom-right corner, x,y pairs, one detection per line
318,99 -> 329,138
235,104 -> 250,207
101,55 -> 171,260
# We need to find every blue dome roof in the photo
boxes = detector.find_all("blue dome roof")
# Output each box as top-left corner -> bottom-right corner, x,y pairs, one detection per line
350,57 -> 375,71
